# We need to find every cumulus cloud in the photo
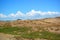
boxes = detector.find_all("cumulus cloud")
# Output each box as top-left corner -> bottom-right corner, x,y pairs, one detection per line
0,14 -> 7,18
0,10 -> 60,20
9,13 -> 16,17
26,10 -> 41,16
8,11 -> 24,18
47,11 -> 58,15
26,10 -> 59,17
16,11 -> 24,16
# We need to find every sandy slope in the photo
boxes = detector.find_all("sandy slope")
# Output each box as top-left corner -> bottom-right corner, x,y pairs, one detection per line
0,17 -> 60,40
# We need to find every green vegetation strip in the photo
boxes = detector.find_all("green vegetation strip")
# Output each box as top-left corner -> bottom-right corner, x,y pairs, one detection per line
21,31 -> 60,40
0,27 -> 31,35
0,27 -> 60,40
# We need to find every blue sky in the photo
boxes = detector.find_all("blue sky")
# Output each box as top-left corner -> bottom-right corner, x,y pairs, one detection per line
0,0 -> 60,20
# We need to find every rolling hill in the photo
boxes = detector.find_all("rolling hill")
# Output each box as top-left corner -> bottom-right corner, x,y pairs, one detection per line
0,17 -> 60,40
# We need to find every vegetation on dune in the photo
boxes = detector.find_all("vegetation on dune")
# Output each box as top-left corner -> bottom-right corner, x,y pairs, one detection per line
21,31 -> 60,40
0,26 -> 31,35
0,26 -> 60,40
0,17 -> 60,40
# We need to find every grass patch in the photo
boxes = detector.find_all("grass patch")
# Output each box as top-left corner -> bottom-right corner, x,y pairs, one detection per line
0,27 -> 31,35
0,26 -> 60,40
21,31 -> 60,40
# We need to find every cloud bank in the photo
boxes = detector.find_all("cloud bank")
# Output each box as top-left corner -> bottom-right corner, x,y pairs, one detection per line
0,10 -> 60,20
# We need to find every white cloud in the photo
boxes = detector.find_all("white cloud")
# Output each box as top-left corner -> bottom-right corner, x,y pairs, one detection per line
26,10 -> 59,16
26,10 -> 36,16
16,11 -> 24,16
26,10 -> 41,16
9,13 -> 16,17
47,11 -> 58,15
0,10 -> 60,20
0,14 -> 7,18
8,11 -> 24,18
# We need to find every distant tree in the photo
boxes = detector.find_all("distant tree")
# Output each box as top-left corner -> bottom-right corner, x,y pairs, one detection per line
17,19 -> 22,20
56,17 -> 60,18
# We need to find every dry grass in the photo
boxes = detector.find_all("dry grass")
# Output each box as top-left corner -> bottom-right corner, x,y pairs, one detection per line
0,17 -> 60,34
0,17 -> 60,40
